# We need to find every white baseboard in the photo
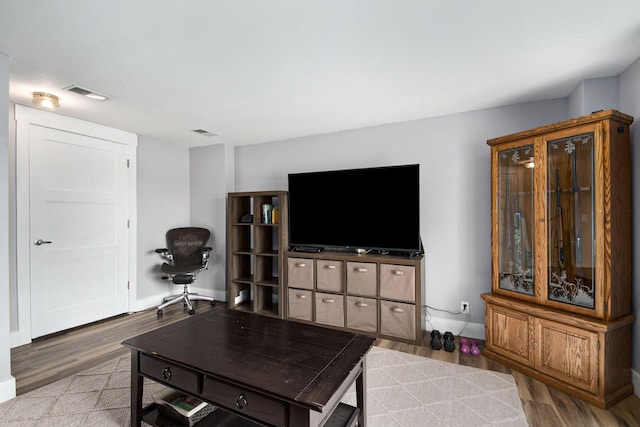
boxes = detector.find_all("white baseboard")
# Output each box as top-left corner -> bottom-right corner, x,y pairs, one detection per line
633,368 -> 639,398
0,376 -> 16,404
10,329 -> 30,349
426,315 -> 485,340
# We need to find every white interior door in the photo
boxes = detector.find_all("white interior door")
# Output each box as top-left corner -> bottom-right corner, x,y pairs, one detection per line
29,124 -> 130,338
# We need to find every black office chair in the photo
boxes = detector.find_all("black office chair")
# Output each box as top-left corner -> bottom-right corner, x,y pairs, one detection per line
155,227 -> 216,317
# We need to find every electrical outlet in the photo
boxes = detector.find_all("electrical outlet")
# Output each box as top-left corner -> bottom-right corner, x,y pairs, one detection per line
461,301 -> 470,314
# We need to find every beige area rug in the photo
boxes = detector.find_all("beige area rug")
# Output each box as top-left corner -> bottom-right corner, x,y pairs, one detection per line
0,347 -> 528,427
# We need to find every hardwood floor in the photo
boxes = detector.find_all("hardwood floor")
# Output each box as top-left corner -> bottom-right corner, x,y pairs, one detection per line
10,302 -> 640,426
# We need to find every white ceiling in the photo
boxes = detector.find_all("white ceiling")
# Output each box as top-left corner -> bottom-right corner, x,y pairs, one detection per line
1,1 -> 640,147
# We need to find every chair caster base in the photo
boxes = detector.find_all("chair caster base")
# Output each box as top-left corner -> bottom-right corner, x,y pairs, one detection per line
157,309 -> 163,317
211,300 -> 216,306
188,309 -> 195,315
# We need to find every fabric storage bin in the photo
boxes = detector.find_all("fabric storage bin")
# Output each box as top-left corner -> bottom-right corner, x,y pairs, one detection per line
288,288 -> 312,321
380,264 -> 415,302
346,262 -> 376,296
346,296 -> 377,332
317,260 -> 344,292
315,292 -> 344,327
287,257 -> 314,289
380,300 -> 415,340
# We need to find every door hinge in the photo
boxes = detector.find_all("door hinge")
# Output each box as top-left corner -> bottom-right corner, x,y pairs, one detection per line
127,219 -> 130,228
596,341 -> 600,351
603,301 -> 608,313
127,281 -> 130,290
126,159 -> 130,168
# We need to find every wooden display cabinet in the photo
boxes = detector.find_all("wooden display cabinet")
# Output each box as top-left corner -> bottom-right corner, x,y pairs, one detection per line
227,191 -> 288,318
482,110 -> 634,409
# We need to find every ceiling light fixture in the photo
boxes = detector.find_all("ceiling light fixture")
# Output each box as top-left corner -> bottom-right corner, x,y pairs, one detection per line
32,92 -> 60,109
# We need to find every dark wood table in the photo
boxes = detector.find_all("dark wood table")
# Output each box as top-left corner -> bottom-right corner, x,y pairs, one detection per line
123,308 -> 375,426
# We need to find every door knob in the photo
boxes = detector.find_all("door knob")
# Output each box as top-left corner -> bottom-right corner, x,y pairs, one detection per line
34,239 -> 52,246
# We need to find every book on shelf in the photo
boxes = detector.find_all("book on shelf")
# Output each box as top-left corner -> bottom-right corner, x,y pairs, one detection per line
152,389 -> 212,418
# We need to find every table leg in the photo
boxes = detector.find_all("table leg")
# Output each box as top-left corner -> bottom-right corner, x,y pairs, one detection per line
130,351 -> 143,427
356,357 -> 367,426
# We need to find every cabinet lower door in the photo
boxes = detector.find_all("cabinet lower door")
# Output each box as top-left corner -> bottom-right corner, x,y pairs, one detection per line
485,303 -> 534,366
534,318 -> 598,394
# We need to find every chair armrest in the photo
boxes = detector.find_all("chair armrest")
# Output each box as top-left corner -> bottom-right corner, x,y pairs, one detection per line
201,247 -> 212,264
155,248 -> 173,263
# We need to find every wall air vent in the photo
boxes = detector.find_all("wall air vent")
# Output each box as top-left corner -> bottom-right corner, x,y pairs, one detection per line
191,129 -> 218,137
63,85 -> 110,101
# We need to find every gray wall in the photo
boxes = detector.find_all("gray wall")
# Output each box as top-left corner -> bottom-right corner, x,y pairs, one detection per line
235,98 -> 569,331
135,137 -> 191,304
190,144 -> 228,301
135,139 -> 228,307
619,56 -> 640,375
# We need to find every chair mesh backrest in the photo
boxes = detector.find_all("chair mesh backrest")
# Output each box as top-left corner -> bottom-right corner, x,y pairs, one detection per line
166,227 -> 210,266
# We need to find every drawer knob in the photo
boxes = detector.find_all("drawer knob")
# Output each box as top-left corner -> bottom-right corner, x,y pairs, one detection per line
392,270 -> 404,275
325,265 -> 337,269
162,367 -> 172,381
391,307 -> 405,313
323,298 -> 336,303
296,294 -> 306,299
355,268 -> 368,272
236,393 -> 248,410
355,302 -> 368,307
296,263 -> 306,267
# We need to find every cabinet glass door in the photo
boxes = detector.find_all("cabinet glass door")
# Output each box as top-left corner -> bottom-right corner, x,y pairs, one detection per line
497,145 -> 535,295
546,132 -> 595,308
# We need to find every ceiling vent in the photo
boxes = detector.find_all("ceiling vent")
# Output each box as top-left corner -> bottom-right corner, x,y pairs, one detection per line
63,85 -> 110,101
191,129 -> 218,137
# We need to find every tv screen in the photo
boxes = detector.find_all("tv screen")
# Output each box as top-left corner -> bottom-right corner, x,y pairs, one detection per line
288,164 -> 421,255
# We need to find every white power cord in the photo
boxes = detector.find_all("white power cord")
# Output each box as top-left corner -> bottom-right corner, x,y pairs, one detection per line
424,304 -> 470,336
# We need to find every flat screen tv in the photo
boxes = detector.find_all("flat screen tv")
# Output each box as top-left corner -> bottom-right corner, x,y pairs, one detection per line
288,164 -> 422,255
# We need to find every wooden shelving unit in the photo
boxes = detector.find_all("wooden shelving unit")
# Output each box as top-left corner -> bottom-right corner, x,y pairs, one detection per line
285,250 -> 425,345
227,191 -> 288,318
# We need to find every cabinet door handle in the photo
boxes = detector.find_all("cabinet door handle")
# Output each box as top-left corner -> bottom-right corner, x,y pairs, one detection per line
162,367 -> 172,381
296,294 -> 307,299
355,302 -> 368,307
325,265 -> 337,269
295,263 -> 306,267
236,393 -> 248,410
323,298 -> 336,303
390,307 -> 405,313
355,267 -> 368,272
392,270 -> 404,275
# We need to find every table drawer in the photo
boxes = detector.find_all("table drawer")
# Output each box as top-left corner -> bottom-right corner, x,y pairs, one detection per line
287,257 -> 314,289
380,264 -> 415,302
317,260 -> 344,292
202,376 -> 287,427
140,354 -> 199,394
346,262 -> 376,296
